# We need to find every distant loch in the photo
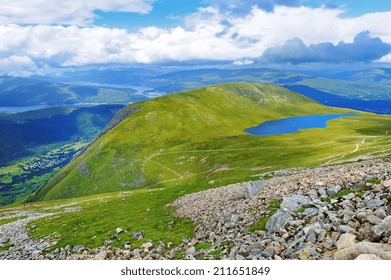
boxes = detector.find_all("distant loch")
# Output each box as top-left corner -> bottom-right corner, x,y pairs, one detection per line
245,114 -> 358,136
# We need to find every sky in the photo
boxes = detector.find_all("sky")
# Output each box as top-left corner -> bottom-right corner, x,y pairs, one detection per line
0,0 -> 390,76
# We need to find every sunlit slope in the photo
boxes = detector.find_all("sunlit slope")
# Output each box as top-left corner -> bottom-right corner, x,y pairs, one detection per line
29,83 -> 391,201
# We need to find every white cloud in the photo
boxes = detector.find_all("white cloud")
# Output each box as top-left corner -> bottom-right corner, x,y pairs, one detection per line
0,5 -> 390,75
233,59 -> 254,65
378,53 -> 391,63
0,0 -> 156,25
0,55 -> 38,76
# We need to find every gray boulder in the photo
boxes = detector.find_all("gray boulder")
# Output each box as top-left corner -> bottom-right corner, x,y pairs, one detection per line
372,216 -> 391,237
334,242 -> 391,260
367,215 -> 382,225
355,254 -> 382,260
265,210 -> 292,236
382,180 -> 391,188
365,199 -> 385,208
327,185 -> 342,196
244,180 -> 264,199
336,233 -> 356,250
280,195 -> 312,212
132,231 -> 144,240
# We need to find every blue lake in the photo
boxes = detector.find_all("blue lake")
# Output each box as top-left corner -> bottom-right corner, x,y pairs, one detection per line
245,114 -> 358,136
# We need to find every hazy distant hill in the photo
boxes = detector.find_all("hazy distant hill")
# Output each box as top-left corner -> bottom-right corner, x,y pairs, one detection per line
0,76 -> 146,107
284,85 -> 391,114
325,68 -> 391,84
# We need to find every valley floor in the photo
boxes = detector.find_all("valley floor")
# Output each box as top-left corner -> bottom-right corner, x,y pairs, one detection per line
1,155 -> 390,260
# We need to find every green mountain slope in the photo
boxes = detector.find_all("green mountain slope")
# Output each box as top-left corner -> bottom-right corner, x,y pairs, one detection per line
29,83 -> 391,202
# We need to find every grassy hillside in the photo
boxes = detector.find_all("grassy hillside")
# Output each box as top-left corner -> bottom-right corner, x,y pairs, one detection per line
29,83 -> 391,202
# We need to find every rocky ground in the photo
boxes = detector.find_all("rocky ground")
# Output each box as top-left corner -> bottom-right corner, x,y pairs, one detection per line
1,157 -> 390,260
169,157 -> 391,260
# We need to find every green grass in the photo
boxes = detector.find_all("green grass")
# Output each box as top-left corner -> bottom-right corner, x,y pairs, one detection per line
195,242 -> 213,251
267,200 -> 280,210
0,216 -> 26,226
295,208 -> 307,213
322,186 -> 370,203
0,244 -> 14,252
365,178 -> 381,184
248,199 -> 280,232
333,189 -> 356,198
208,249 -> 223,260
248,216 -> 271,232
28,184 -> 214,250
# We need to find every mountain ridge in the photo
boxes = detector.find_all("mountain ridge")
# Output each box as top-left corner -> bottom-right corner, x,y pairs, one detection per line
27,82 -> 390,202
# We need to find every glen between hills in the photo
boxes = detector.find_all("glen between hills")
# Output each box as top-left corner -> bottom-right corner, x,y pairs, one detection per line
29,83 -> 391,202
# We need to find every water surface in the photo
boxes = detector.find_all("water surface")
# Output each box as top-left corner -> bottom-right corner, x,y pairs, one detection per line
245,114 -> 358,136
0,105 -> 49,113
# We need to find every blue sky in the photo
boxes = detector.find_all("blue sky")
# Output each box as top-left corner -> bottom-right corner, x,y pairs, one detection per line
95,0 -> 391,30
94,0 -> 202,30
0,0 -> 390,76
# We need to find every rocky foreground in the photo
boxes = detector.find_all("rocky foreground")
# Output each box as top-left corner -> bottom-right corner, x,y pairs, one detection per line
1,157 -> 390,260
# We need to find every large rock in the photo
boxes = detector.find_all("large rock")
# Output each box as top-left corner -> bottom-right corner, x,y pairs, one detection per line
280,195 -> 312,212
372,216 -> 391,237
355,254 -> 382,260
116,228 -> 124,234
141,242 -> 154,252
336,233 -> 356,250
334,242 -> 391,260
265,210 -> 292,236
338,225 -> 355,233
327,185 -> 342,196
374,209 -> 387,219
132,231 -> 144,240
244,180 -> 264,199
382,180 -> 391,188
365,199 -> 385,209
0,237 -> 10,244
367,215 -> 383,225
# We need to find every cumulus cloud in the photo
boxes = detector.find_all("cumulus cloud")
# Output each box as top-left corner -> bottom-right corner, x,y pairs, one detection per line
379,53 -> 391,63
0,5 -> 390,75
261,31 -> 391,64
0,55 -> 38,76
0,0 -> 156,25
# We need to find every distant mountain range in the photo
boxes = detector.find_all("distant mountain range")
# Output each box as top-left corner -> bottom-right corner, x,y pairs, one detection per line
2,66 -> 391,111
0,76 -> 147,107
